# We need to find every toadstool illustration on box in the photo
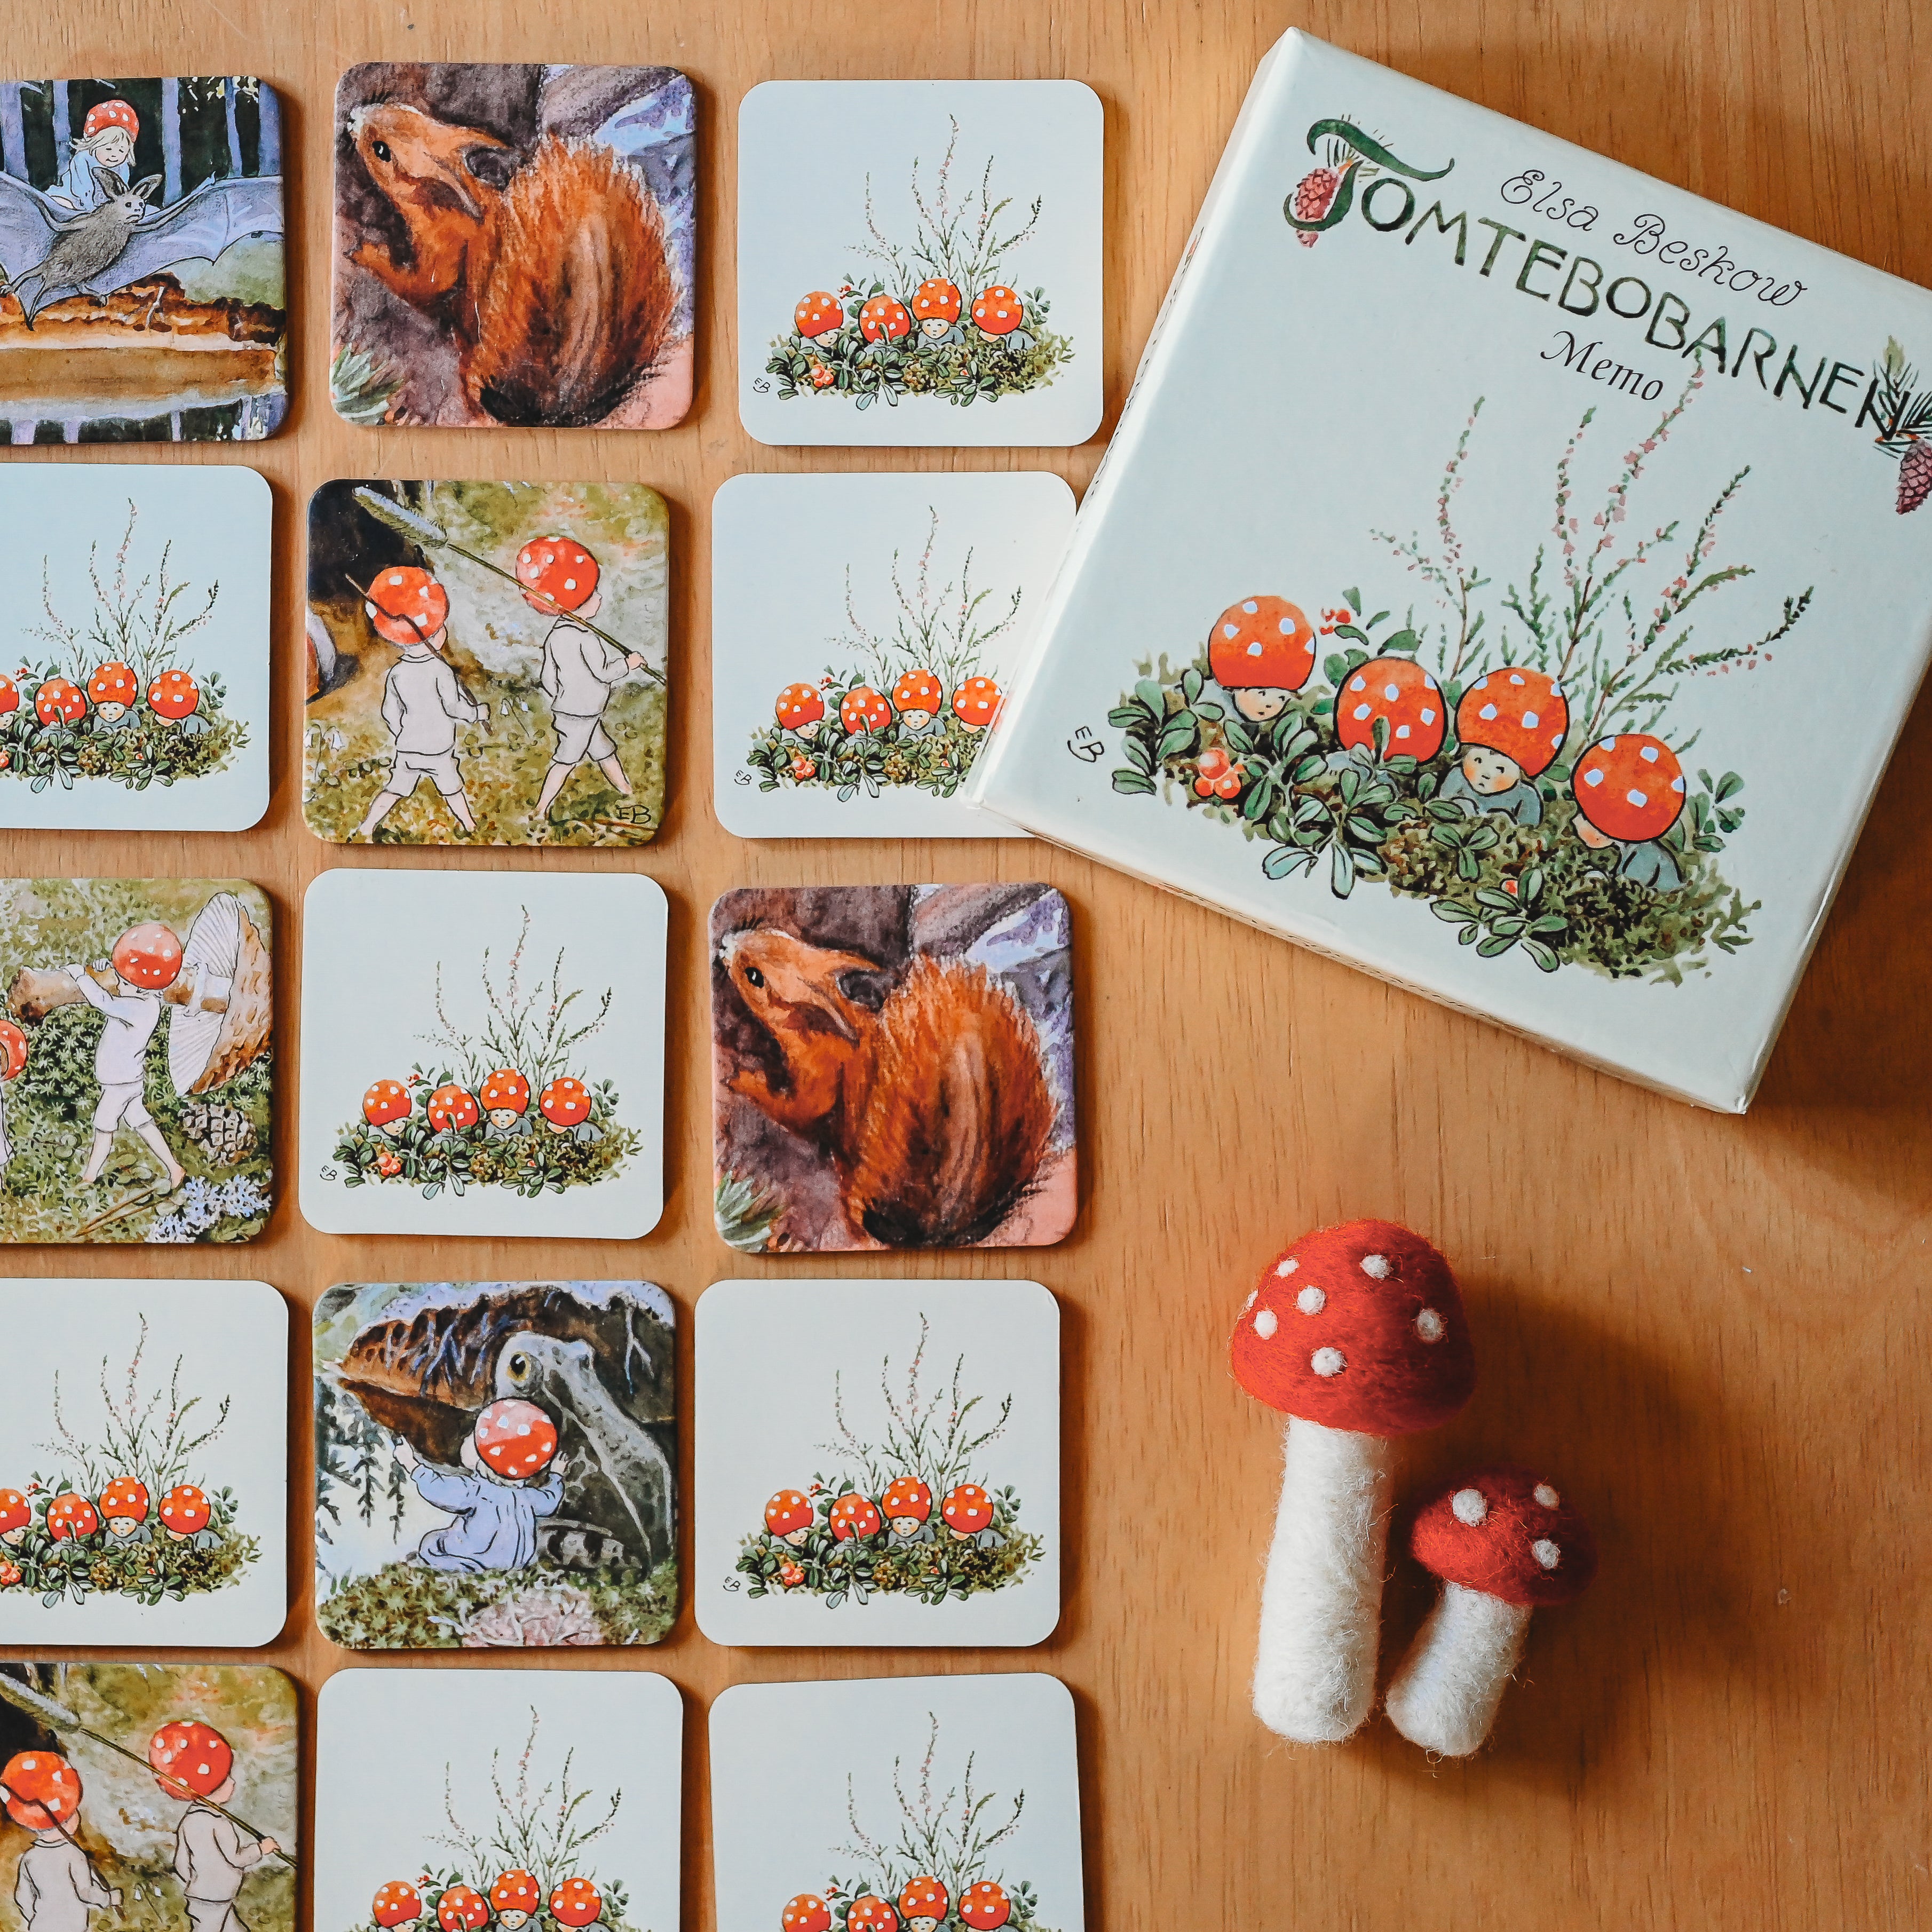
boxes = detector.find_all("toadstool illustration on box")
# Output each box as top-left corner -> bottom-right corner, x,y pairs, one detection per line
845,1898 -> 897,1932
952,676 -> 1002,732
45,1494 -> 99,1541
373,1882 -> 424,1928
437,1885 -> 489,1931
1229,1218 -> 1476,1743
549,1877 -> 601,1927
764,1490 -> 813,1548
99,1477 -> 151,1539
488,1868 -> 540,1928
87,661 -> 139,726
1333,658 -> 1446,763
1207,596 -> 1318,723
828,1492 -> 883,1542
0,1490 -> 29,1548
1383,1463 -> 1597,1756
795,292 -> 844,350
1570,732 -> 1687,891
860,296 -> 913,345
1442,668 -> 1568,827
159,1484 -> 213,1542
891,669 -> 944,734
841,686 -> 894,737
782,1898 -> 833,1932
911,278 -> 962,339
775,684 -> 827,740
898,1878 -> 947,1932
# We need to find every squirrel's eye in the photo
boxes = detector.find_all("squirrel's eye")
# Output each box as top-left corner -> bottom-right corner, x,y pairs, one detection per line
743,967 -> 765,989
371,140 -> 392,163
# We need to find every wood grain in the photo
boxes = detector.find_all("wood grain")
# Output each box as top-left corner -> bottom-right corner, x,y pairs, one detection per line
4,1 -> 1930,1926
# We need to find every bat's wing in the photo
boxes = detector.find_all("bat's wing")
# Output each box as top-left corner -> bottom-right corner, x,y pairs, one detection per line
100,175 -> 284,289
0,172 -> 61,281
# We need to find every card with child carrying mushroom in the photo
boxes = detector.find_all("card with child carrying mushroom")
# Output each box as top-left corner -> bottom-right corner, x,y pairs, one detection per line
696,1282 -> 1058,1647
0,1282 -> 286,1645
316,1672 -> 678,1932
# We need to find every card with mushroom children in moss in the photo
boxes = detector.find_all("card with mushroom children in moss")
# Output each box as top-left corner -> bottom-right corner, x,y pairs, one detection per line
711,1674 -> 1082,1932
316,1669 -> 679,1932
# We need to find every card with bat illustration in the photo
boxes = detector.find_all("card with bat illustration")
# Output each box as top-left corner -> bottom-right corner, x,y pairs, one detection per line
696,1279 -> 1059,1648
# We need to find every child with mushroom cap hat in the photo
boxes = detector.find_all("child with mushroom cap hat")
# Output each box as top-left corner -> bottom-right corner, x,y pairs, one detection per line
391,1398 -> 566,1574
64,925 -> 186,1193
3,1755 -> 122,1932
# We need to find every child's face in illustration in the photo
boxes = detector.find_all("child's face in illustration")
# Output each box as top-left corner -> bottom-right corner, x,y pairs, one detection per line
779,1525 -> 810,1549
1231,686 -> 1289,723
1460,745 -> 1522,795
898,708 -> 933,733
106,1516 -> 140,1538
810,327 -> 841,349
497,1913 -> 530,1927
0,1525 -> 24,1548
1573,814 -> 1613,850
890,1515 -> 923,1538
488,1107 -> 522,1129
96,701 -> 128,723
919,317 -> 951,340
96,129 -> 134,169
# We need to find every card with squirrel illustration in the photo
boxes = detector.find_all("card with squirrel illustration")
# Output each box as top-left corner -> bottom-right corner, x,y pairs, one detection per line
304,481 -> 669,847
0,1280 -> 287,1647
299,872 -> 666,1241
331,64 -> 694,431
695,1279 -> 1059,1648
316,1669 -> 678,1932
711,885 -> 1078,1254
711,473 -> 1073,840
738,82 -> 1102,447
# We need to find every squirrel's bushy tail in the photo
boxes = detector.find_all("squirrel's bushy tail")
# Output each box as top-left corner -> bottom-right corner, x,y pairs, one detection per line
465,136 -> 675,428
848,957 -> 1056,1248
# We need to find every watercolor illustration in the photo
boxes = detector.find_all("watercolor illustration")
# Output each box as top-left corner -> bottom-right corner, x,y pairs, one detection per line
0,879 -> 272,1245
1111,367 -> 1815,980
0,79 -> 284,442
304,482 -> 668,847
764,118 -> 1069,411
1867,336 -> 1932,514
0,1661 -> 297,1932
737,1317 -> 1037,1612
331,65 -> 694,430
745,508 -> 1016,802
711,885 -> 1076,1254
314,1280 -> 675,1650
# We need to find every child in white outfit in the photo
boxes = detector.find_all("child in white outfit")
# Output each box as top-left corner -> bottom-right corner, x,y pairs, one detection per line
11,1830 -> 119,1932
66,956 -> 184,1191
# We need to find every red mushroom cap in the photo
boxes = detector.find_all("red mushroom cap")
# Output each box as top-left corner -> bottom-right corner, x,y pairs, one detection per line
859,296 -> 913,343
488,1872 -> 540,1914
366,568 -> 449,646
362,1079 -> 411,1127
1207,597 -> 1318,693
549,1879 -> 601,1928
148,1720 -> 232,1799
159,1484 -> 212,1534
775,683 -> 826,731
35,677 -> 86,725
840,686 -> 893,735
99,1477 -> 150,1522
941,1484 -> 993,1534
845,1900 -> 899,1932
898,1879 -> 948,1922
515,539 -> 600,614
478,1068 -> 530,1114
959,1882 -> 1012,1930
795,291 -> 844,337
1410,1463 -> 1597,1609
540,1077 -> 592,1127
1571,733 -> 1686,842
87,661 -> 139,708
45,1493 -> 99,1540
0,1019 -> 27,1081
2,1752 -> 82,1832
83,100 -> 140,140
372,1882 -> 424,1928
952,676 -> 1003,729
1335,658 -> 1446,761
970,287 -> 1025,336
828,1492 -> 883,1541
891,668 -> 944,716
882,1477 -> 932,1522
764,1490 -> 814,1538
473,1398 -> 559,1479
1455,668 -> 1568,779
426,1084 -> 480,1133
0,1489 -> 28,1534
912,279 -> 963,324
1230,1220 -> 1476,1436
0,675 -> 17,716
436,1887 -> 488,1932
147,669 -> 201,719
113,921 -> 184,990
781,1897 -> 833,1932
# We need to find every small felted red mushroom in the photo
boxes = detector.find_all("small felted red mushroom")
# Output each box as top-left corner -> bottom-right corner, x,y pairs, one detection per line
959,1881 -> 1012,1930
540,1077 -> 592,1132
2,1752 -> 82,1831
488,1870 -> 540,1928
45,1493 -> 99,1541
941,1484 -> 993,1540
1571,733 -> 1685,844
1230,1220 -> 1476,1742
912,278 -> 963,337
775,683 -> 827,739
478,1068 -> 531,1126
1454,668 -> 1567,785
364,569 -> 448,647
860,296 -> 913,345
0,1021 -> 27,1082
87,661 -> 139,722
0,1488 -> 29,1547
970,286 -> 1025,338
373,1882 -> 424,1928
882,1477 -> 932,1535
1207,597 -> 1318,722
1335,659 -> 1445,761
514,539 -> 600,616
473,1398 -> 559,1480
426,1083 -> 480,1133
148,1720 -> 233,1799
845,1899 -> 898,1932
549,1879 -> 601,1928
891,668 -> 945,731
363,1079 -> 413,1135
841,686 -> 893,736
1384,1465 -> 1598,1756
437,1887 -> 488,1932
113,921 -> 183,990
897,1879 -> 948,1932
147,669 -> 202,720
99,1477 -> 150,1535
764,1490 -> 814,1548
952,676 -> 1002,731
828,1492 -> 883,1541
35,677 -> 86,726
158,1484 -> 211,1540
795,291 -> 844,346
781,1899 -> 833,1932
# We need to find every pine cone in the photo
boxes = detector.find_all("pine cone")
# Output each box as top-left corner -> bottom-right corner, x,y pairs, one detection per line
1292,165 -> 1341,247
1898,440 -> 1932,514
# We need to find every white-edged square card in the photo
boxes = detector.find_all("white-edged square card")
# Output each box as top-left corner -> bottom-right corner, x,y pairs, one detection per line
710,1674 -> 1082,1932
738,81 -> 1103,447
695,1279 -> 1059,1647
711,472 -> 1072,838
299,870 -> 666,1239
0,1279 -> 287,1646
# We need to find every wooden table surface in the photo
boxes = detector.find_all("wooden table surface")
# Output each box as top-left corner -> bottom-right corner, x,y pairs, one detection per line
7,1 -> 1931,1927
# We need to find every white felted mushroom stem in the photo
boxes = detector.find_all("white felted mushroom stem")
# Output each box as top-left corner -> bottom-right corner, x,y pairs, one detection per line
1383,1580 -> 1532,1756
1252,1415 -> 1393,1743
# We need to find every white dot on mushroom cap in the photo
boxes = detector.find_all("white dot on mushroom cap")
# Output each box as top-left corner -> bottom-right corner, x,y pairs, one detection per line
1415,1307 -> 1445,1341
1276,1256 -> 1298,1276
1350,675 -> 1366,691
1253,1308 -> 1278,1339
1626,788 -> 1649,807
1533,1482 -> 1560,1508
1296,1286 -> 1326,1314
1583,767 -> 1604,786
1420,707 -> 1436,724
1523,709 -> 1540,729
1352,702 -> 1371,720
1479,702 -> 1498,720
1452,1487 -> 1487,1525
1359,1253 -> 1390,1278
1311,1346 -> 1346,1377
1240,599 -> 1258,614
1533,1538 -> 1562,1569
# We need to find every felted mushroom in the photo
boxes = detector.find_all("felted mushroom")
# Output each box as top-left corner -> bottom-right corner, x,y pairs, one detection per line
362,1080 -> 413,1135
34,678 -> 86,726
549,1879 -> 601,1928
99,1477 -> 151,1537
775,683 -> 827,740
473,1397 -> 560,1480
898,1878 -> 948,1932
478,1068 -> 532,1131
828,1492 -> 883,1541
794,291 -> 845,348
148,668 -> 202,723
952,676 -> 1002,731
488,1870 -> 540,1929
959,1881 -> 1012,1930
845,1899 -> 898,1932
148,1720 -> 233,1800
1,1751 -> 82,1832
841,686 -> 894,737
426,1083 -> 480,1134
764,1490 -> 814,1548
514,539 -> 600,617
158,1484 -> 211,1540
970,286 -> 1025,340
0,1488 -> 29,1547
45,1493 -> 99,1541
1334,659 -> 1446,762
781,1898 -> 833,1932
882,1476 -> 933,1539
891,668 -> 945,732
437,1887 -> 488,1932
540,1077 -> 593,1135
1447,668 -> 1568,827
364,569 -> 449,648
911,278 -> 963,338
1570,733 -> 1687,890
941,1483 -> 994,1541
86,661 -> 139,725
112,921 -> 184,991
859,296 -> 913,345
1207,597 -> 1318,722
1384,1464 -> 1598,1757
1229,1220 -> 1476,1743
373,1882 -> 425,1928
0,1020 -> 25,1081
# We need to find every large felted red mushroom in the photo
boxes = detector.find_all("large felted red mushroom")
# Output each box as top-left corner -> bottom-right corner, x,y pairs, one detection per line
859,296 -> 913,345
775,683 -> 826,739
959,1881 -> 1012,1930
1454,669 -> 1567,780
159,1484 -> 211,1540
473,1398 -> 559,1480
113,921 -> 184,989
2,1751 -> 82,1831
1334,659 -> 1446,761
148,1720 -> 232,1799
0,1488 -> 29,1546
794,291 -> 845,347
897,1878 -> 948,1932
1207,597 -> 1318,722
45,1493 -> 99,1540
437,1887 -> 488,1932
1229,1220 -> 1476,1742
781,1899 -> 833,1932
372,1883 -> 424,1928
1571,733 -> 1686,844
1384,1464 -> 1597,1756
549,1879 -> 601,1927
764,1490 -> 814,1547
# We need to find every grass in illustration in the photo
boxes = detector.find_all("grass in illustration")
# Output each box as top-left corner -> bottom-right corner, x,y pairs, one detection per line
349,1711 -> 649,1932
1111,363 -> 1814,980
0,1317 -> 256,1608
765,119 -> 1071,409
4,500 -> 246,792
781,1716 -> 1052,1932
738,1318 -> 1039,1609
745,509 -> 1018,801
327,908 -> 635,1201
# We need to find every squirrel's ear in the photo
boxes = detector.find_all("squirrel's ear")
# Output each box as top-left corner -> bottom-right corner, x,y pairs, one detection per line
834,968 -> 894,1013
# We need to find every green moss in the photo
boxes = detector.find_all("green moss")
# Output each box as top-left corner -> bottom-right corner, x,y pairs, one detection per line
318,1556 -> 677,1650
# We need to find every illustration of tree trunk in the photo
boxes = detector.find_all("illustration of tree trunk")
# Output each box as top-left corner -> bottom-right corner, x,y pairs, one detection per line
256,83 -> 279,176
0,84 -> 27,182
224,78 -> 243,177
160,77 -> 181,204
51,79 -> 69,173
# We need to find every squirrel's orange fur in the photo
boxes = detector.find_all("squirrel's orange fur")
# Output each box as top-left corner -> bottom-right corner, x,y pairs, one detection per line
349,102 -> 675,428
722,929 -> 1056,1249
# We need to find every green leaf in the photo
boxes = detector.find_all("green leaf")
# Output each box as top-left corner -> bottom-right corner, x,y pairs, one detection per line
1193,700 -> 1226,721
1124,735 -> 1154,774
1111,771 -> 1157,795
1381,629 -> 1420,654
1182,667 -> 1203,705
1431,901 -> 1479,924
1330,843 -> 1356,898
1337,767 -> 1360,806
1262,846 -> 1308,880
1157,725 -> 1197,760
1106,706 -> 1144,729
1222,717 -> 1255,754
1324,653 -> 1349,688
1476,931 -> 1519,956
1521,866 -> 1545,905
1343,586 -> 1361,611
1475,889 -> 1518,912
1529,914 -> 1569,935
1523,938 -> 1561,972
1715,771 -> 1744,801
1136,679 -> 1168,716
